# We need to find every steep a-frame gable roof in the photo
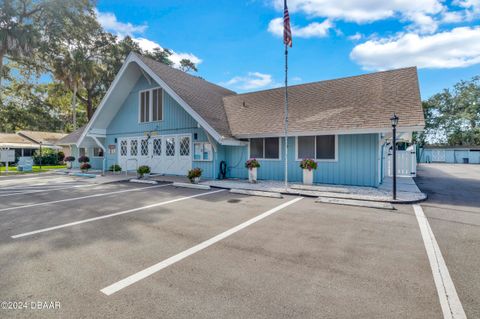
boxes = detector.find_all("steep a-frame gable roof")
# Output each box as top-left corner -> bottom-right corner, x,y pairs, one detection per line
135,54 -> 236,138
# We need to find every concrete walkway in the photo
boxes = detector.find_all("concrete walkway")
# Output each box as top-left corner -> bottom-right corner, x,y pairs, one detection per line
202,177 -> 426,203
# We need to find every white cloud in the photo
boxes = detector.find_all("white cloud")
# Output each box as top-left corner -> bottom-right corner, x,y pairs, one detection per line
95,10 -> 202,69
348,32 -> 363,41
222,72 -> 273,90
95,9 -> 147,37
268,17 -> 332,38
350,26 -> 480,70
271,0 -> 447,34
132,38 -> 202,67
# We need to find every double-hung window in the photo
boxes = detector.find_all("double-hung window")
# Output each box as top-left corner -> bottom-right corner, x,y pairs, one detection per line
297,135 -> 337,161
139,88 -> 163,123
249,138 -> 280,160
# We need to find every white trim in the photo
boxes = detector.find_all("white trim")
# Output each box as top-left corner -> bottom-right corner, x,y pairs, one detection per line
132,55 -> 223,142
247,137 -> 281,161
78,53 -> 224,147
193,142 -> 213,162
138,87 -> 164,124
235,126 -> 424,139
295,135 -> 338,162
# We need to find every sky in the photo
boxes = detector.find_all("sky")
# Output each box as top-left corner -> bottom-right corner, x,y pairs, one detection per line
96,0 -> 480,99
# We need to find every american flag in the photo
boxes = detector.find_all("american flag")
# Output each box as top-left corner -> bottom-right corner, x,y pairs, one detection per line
283,0 -> 292,47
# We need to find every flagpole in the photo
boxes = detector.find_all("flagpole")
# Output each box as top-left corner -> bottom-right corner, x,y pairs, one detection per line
284,43 -> 289,190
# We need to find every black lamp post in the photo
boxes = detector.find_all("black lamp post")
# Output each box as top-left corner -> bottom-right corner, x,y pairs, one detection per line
390,113 -> 399,200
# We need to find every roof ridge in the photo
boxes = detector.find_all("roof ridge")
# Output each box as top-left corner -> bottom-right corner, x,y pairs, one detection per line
229,66 -> 418,97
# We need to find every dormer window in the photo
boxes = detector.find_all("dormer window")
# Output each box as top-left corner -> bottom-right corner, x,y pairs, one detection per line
139,88 -> 163,123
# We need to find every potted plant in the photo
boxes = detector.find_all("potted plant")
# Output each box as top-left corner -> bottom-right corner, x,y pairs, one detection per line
187,167 -> 202,184
299,158 -> 318,185
80,162 -> 91,173
137,165 -> 151,179
64,156 -> 75,169
245,158 -> 260,183
109,164 -> 122,172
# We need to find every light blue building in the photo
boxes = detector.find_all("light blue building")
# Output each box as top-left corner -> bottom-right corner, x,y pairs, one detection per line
59,53 -> 425,187
420,147 -> 480,164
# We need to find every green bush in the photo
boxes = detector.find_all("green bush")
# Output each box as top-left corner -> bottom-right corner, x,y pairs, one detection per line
80,163 -> 91,171
137,165 -> 151,178
109,164 -> 122,172
33,148 -> 61,165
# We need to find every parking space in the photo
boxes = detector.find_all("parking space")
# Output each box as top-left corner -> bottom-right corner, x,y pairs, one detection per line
0,174 -> 448,318
416,164 -> 480,318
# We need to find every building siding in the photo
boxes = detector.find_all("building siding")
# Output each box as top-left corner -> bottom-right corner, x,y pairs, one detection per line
420,148 -> 480,164
80,76 -> 381,186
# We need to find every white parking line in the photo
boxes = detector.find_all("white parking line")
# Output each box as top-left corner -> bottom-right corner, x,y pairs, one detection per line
12,189 -> 226,239
0,185 -> 90,197
413,205 -> 466,319
100,196 -> 303,296
0,184 -> 171,213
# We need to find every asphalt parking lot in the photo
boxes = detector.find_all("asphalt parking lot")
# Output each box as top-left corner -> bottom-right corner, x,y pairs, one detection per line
0,170 -> 474,318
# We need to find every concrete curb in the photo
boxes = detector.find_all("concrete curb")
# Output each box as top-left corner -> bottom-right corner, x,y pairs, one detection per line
172,182 -> 211,190
230,189 -> 283,198
316,197 -> 395,210
130,179 -> 158,185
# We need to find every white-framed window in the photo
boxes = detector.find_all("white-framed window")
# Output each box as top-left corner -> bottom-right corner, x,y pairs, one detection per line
194,142 -> 213,161
249,137 -> 280,160
139,88 -> 163,123
79,148 -> 86,157
179,136 -> 190,157
140,139 -> 149,156
296,135 -> 337,161
120,140 -> 127,156
93,147 -> 104,157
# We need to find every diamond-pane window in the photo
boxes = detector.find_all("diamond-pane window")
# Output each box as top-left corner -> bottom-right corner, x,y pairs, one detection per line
166,138 -> 175,157
120,140 -> 127,156
130,140 -> 138,156
153,138 -> 161,156
141,139 -> 148,156
180,137 -> 190,156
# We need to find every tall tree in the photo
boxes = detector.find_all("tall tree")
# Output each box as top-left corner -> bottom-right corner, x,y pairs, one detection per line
422,76 -> 480,145
179,58 -> 198,73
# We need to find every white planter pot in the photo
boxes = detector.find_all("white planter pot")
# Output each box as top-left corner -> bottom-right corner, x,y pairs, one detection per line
66,161 -> 72,169
303,169 -> 314,185
248,167 -> 257,183
192,177 -> 200,184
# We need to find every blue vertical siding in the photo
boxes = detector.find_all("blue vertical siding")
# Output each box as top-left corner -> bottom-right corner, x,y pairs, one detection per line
420,148 -> 480,164
100,76 -> 216,177
223,134 -> 379,187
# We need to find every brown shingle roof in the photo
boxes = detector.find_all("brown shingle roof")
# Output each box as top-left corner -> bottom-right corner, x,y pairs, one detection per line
135,53 -> 236,138
17,130 -> 67,145
56,126 -> 86,145
222,67 -> 425,137
0,133 -> 33,145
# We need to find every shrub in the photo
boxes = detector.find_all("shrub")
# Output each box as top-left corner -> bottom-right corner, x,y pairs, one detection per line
299,158 -> 318,171
57,151 -> 65,163
137,165 -> 151,178
80,163 -> 91,171
64,156 -> 75,162
78,156 -> 90,163
245,158 -> 260,170
109,164 -> 122,172
187,168 -> 202,182
33,148 -> 60,165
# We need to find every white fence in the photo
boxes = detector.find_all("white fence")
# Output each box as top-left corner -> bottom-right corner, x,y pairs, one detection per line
387,145 -> 417,177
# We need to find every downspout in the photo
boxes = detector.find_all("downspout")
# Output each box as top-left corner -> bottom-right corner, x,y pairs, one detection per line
91,135 -> 106,175
205,131 -> 217,179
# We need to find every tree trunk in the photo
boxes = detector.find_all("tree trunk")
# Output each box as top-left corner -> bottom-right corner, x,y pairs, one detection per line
72,83 -> 77,130
0,53 -> 3,101
87,93 -> 93,120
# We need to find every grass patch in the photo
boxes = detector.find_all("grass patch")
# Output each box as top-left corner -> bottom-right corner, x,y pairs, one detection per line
0,165 -> 66,174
